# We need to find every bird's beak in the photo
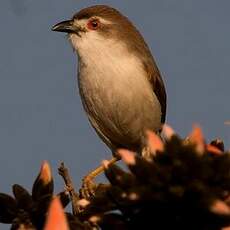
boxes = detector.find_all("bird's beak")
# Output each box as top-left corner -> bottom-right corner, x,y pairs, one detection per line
52,20 -> 76,33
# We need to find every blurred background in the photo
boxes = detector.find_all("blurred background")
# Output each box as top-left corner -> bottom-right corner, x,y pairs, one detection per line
0,0 -> 230,228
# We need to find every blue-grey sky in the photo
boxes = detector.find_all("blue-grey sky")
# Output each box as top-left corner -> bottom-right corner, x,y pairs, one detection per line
0,0 -> 230,228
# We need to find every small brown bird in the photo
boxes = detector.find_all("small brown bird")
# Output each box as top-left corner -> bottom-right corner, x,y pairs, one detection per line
52,5 -> 166,193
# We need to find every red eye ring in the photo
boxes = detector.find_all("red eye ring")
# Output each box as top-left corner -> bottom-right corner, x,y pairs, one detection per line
87,19 -> 100,30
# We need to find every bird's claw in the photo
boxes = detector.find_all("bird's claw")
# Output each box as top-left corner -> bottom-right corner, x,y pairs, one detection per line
79,177 -> 98,199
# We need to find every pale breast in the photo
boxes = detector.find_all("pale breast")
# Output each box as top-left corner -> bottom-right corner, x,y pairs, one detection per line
75,36 -> 162,150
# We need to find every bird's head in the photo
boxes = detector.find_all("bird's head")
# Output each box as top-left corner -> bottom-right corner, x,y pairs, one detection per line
52,5 -> 151,59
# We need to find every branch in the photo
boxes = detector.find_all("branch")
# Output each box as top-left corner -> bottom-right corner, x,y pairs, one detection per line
58,162 -> 81,215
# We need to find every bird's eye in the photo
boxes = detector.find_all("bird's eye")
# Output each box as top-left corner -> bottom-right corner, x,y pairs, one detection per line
87,19 -> 100,30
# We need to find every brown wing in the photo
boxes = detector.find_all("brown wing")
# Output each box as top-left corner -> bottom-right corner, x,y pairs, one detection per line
143,60 -> 167,123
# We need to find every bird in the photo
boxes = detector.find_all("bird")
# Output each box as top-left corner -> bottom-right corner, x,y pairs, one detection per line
52,5 -> 167,195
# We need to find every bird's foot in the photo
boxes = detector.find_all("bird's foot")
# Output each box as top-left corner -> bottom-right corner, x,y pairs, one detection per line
79,177 -> 110,200
79,157 -> 119,199
79,176 -> 98,199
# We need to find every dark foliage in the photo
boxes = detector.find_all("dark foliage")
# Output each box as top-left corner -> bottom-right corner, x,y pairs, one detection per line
80,135 -> 230,230
0,130 -> 230,230
0,162 -> 69,229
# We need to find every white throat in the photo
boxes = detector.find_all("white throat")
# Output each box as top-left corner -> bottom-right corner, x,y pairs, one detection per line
69,32 -> 149,91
